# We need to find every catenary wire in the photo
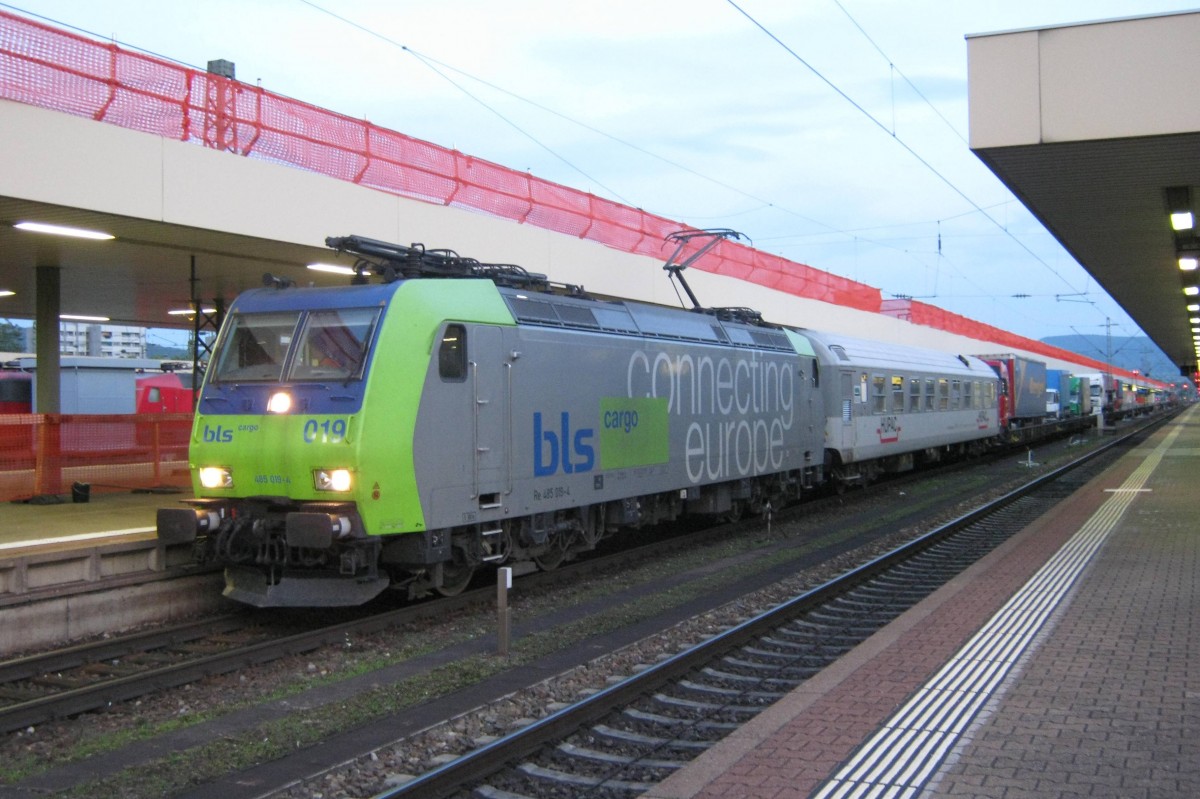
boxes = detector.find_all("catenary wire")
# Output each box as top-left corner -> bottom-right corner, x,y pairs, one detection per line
725,0 -> 1086,299
831,0 -> 969,145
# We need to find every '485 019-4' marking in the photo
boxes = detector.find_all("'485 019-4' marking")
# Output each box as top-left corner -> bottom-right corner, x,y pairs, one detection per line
303,418 -> 348,443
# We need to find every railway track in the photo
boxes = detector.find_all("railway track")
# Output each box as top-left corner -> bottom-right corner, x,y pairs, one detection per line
373,418 -> 1155,799
0,611 -> 332,734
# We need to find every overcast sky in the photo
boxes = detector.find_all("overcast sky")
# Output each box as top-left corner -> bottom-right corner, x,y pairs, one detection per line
6,0 -> 1195,355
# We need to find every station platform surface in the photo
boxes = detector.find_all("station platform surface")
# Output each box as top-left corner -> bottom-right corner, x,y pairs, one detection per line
1,488 -> 188,555
648,405 -> 1200,799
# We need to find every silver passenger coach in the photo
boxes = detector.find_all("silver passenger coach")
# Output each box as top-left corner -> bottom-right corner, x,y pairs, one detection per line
801,330 -> 1001,485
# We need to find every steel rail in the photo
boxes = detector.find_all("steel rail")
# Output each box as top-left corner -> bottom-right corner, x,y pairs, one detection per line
0,614 -> 249,684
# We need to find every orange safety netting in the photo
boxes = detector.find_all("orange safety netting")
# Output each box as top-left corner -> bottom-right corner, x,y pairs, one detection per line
0,9 -> 880,314
0,414 -> 192,503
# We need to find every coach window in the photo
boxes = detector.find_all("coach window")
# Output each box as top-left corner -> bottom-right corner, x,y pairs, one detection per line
891,375 -> 905,412
909,377 -> 922,412
963,379 -> 974,410
938,378 -> 950,410
925,378 -> 936,411
872,375 -> 886,414
439,324 -> 468,381
951,379 -> 962,410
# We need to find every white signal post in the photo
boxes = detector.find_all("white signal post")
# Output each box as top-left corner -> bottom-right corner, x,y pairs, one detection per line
497,567 -> 513,656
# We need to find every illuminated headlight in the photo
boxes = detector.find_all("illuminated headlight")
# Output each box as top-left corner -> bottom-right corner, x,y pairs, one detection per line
314,468 -> 352,492
267,391 -> 293,414
198,467 -> 233,489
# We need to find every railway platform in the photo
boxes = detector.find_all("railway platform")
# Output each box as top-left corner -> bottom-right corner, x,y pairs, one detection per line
0,489 -> 222,656
1,489 -> 172,553
648,405 -> 1200,799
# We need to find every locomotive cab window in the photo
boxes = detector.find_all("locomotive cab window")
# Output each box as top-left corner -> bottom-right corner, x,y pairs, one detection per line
439,324 -> 468,381
212,311 -> 300,382
290,308 -> 380,382
212,308 -> 380,384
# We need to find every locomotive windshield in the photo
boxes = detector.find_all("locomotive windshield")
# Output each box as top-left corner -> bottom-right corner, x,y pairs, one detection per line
212,307 -> 380,383
212,311 -> 296,382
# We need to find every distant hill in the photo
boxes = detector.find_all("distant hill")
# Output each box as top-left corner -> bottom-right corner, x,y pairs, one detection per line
1041,334 -> 1182,382
147,343 -> 192,360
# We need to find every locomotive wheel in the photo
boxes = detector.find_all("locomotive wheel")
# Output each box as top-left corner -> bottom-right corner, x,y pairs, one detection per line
436,560 -> 475,596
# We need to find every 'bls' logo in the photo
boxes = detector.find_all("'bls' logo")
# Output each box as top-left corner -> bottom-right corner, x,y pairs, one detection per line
202,424 -> 234,443
534,412 -> 595,476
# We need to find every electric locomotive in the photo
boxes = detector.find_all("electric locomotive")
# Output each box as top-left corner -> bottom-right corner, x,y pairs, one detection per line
158,232 -> 830,606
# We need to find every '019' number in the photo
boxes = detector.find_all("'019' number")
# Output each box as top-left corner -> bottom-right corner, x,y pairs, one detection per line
303,418 -> 347,443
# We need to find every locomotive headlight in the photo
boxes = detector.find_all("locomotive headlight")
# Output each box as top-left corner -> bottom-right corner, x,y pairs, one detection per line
314,468 -> 353,492
198,466 -> 233,489
267,391 -> 293,414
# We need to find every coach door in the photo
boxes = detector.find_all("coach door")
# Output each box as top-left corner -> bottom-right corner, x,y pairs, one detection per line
469,325 -> 511,508
839,370 -> 857,448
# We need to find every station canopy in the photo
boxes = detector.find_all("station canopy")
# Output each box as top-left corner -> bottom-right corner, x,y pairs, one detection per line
966,11 -> 1200,376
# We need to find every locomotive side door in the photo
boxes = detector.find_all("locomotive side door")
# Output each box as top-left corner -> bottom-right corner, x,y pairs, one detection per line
469,325 -> 511,509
